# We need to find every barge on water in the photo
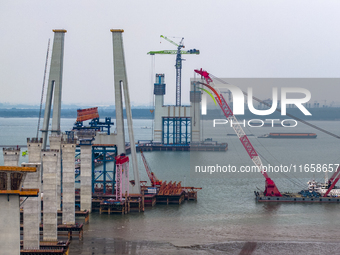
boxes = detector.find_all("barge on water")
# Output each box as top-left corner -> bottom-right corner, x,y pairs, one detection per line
258,133 -> 317,138
255,191 -> 340,203
136,139 -> 228,152
255,178 -> 340,203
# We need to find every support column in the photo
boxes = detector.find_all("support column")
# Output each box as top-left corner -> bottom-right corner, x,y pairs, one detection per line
0,195 -> 20,255
42,149 -> 58,241
42,29 -> 66,150
190,81 -> 201,142
0,165 -> 38,255
1,148 -> 20,255
23,138 -> 43,250
153,74 -> 166,143
3,148 -> 20,166
80,141 -> 92,212
111,29 -> 140,193
22,162 -> 41,250
49,134 -> 62,210
27,138 -> 43,163
62,140 -> 76,223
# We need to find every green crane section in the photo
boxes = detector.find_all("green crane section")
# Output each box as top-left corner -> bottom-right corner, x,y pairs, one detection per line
148,49 -> 200,55
147,35 -> 200,106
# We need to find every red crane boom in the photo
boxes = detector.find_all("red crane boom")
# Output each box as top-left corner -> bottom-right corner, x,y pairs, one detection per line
140,150 -> 161,187
323,165 -> 340,197
194,68 -> 281,197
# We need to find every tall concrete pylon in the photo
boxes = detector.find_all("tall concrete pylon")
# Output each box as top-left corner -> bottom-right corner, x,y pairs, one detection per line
42,29 -> 67,149
111,29 -> 140,194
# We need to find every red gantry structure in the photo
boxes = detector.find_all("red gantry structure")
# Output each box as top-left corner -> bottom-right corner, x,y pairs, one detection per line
324,165 -> 340,197
194,68 -> 281,197
115,154 -> 130,201
76,107 -> 99,122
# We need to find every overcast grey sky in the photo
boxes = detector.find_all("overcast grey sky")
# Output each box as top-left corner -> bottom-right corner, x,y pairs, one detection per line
1,1 -> 340,107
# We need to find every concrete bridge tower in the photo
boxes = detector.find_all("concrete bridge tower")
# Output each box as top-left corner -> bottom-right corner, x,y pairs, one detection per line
42,29 -> 66,149
111,29 -> 140,194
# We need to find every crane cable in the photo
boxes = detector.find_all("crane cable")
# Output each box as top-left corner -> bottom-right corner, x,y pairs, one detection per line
36,39 -> 50,139
211,75 -> 340,140
208,75 -> 334,188
237,111 -> 306,188
197,75 -> 308,188
211,86 -> 306,189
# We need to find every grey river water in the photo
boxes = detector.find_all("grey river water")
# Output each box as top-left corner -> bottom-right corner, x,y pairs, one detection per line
1,117 -> 340,254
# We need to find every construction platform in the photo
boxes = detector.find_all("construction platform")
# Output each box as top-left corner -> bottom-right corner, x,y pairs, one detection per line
144,194 -> 157,206
156,193 -> 185,204
20,241 -> 70,255
100,200 -> 127,214
77,185 -> 200,214
20,223 -> 83,240
98,194 -> 144,214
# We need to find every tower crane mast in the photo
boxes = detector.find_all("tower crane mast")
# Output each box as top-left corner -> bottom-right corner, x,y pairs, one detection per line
148,35 -> 199,106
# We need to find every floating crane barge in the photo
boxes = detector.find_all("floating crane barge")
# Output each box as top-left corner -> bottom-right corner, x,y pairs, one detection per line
194,69 -> 340,203
255,192 -> 340,203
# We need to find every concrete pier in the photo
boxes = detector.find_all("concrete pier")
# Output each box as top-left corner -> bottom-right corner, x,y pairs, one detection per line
3,147 -> 20,166
27,138 -> 43,163
49,134 -> 62,210
0,165 -> 38,255
1,148 -> 21,253
23,138 -> 43,250
0,195 -> 20,255
80,141 -> 92,212
62,140 -> 76,224
42,149 -> 59,241
22,162 -> 41,250
190,81 -> 201,142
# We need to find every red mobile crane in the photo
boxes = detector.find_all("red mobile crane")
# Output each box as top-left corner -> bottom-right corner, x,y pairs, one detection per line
194,69 -> 281,197
140,150 -> 162,187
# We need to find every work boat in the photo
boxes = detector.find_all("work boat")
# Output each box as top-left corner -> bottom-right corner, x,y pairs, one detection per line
308,179 -> 340,197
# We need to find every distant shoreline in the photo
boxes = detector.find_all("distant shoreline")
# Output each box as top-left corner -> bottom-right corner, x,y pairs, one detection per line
0,107 -> 339,120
